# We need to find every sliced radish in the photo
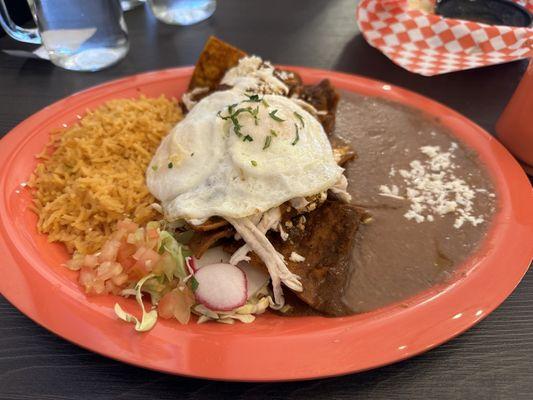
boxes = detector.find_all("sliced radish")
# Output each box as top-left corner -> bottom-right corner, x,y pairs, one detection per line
194,246 -> 270,300
194,263 -> 247,311
194,246 -> 230,269
186,257 -> 196,274
238,262 -> 270,299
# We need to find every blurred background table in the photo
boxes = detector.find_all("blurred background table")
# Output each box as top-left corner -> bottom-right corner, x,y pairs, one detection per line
0,1 -> 531,399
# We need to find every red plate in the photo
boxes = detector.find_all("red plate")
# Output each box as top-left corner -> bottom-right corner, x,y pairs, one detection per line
0,67 -> 532,381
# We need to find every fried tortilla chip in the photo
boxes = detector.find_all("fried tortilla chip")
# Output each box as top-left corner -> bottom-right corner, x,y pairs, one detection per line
272,201 -> 365,316
189,227 -> 235,259
188,36 -> 247,91
296,79 -> 339,134
188,217 -> 229,232
225,201 -> 366,316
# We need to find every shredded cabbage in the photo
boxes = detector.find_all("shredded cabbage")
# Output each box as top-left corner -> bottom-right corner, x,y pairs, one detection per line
194,284 -> 271,324
115,227 -> 273,329
114,274 -> 158,332
142,274 -> 169,304
115,229 -> 194,331
159,231 -> 189,279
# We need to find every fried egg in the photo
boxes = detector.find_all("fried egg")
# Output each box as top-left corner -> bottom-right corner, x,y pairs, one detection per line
147,89 -> 343,220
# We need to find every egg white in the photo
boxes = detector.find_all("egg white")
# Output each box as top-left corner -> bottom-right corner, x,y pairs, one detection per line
147,90 -> 342,220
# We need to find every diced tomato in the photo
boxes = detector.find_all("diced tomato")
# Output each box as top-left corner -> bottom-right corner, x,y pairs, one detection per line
127,260 -> 149,281
158,291 -> 176,319
119,256 -> 136,271
131,247 -> 160,269
99,239 -> 121,262
96,261 -> 123,281
117,219 -> 138,233
157,288 -> 194,324
127,228 -> 145,246
65,255 -> 84,271
132,246 -> 147,261
79,266 -> 96,291
138,248 -> 160,271
105,280 -> 117,295
174,287 -> 195,325
117,242 -> 137,263
83,254 -> 99,268
111,272 -> 129,286
71,219 -> 173,296
92,279 -> 105,294
111,228 -> 127,242
145,237 -> 159,251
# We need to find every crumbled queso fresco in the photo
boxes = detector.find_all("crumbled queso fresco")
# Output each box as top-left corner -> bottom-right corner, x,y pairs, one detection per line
379,142 -> 494,229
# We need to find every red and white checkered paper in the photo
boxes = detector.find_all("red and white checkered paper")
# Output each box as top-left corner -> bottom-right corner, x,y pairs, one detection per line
357,0 -> 533,76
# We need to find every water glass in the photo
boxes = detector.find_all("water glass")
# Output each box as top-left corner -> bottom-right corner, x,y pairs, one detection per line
121,0 -> 145,11
148,0 -> 216,25
0,0 -> 129,72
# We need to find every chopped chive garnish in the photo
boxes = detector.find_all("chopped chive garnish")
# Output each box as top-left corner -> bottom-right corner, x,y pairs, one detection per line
244,94 -> 261,102
252,106 -> 259,125
190,153 -> 194,157
230,115 -> 243,137
168,162 -> 174,169
219,101 -> 265,140
263,135 -> 272,150
269,109 -> 285,122
228,103 -> 238,114
270,129 -> 278,137
291,124 -> 300,146
232,106 -> 260,125
251,160 -> 258,167
294,111 -> 305,127
262,99 -> 270,107
232,107 -> 252,117
151,165 -> 158,171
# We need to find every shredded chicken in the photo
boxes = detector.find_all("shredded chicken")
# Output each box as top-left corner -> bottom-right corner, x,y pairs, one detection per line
329,174 -> 352,202
230,207 -> 281,264
233,212 -> 263,241
277,223 -> 289,241
289,197 -> 309,211
226,216 -> 302,308
289,192 -> 327,214
289,252 -> 305,262
221,56 -> 289,95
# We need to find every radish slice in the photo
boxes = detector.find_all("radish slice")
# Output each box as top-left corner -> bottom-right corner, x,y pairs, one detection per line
238,263 -> 270,299
186,257 -> 196,274
194,263 -> 247,311
194,246 -> 230,269
195,246 -> 270,300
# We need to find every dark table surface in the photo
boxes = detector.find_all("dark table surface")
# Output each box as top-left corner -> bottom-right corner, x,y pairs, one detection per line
0,1 -> 532,399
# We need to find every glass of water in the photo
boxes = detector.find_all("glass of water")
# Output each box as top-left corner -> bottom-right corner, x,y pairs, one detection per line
120,0 -> 145,12
147,0 -> 216,25
0,0 -> 129,72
